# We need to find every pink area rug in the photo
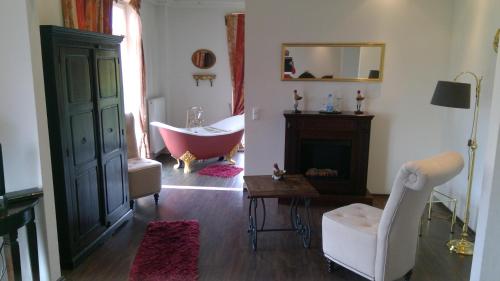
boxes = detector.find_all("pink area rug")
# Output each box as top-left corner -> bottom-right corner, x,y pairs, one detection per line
198,164 -> 244,178
129,220 -> 200,281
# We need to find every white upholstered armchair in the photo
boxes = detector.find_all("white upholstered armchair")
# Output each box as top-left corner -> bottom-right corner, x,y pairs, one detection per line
322,152 -> 464,281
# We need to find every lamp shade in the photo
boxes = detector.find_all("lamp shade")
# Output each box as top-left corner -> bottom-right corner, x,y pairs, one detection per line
431,81 -> 471,109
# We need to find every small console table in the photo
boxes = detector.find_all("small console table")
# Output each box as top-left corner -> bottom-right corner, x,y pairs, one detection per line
1,191 -> 42,281
243,175 -> 319,251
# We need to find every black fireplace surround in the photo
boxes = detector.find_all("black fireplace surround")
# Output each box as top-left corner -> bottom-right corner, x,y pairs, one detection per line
284,111 -> 374,200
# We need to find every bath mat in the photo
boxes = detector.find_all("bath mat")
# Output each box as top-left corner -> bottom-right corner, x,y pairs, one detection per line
129,220 -> 200,281
198,164 -> 243,178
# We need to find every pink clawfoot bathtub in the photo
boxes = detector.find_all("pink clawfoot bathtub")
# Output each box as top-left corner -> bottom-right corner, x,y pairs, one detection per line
151,114 -> 244,173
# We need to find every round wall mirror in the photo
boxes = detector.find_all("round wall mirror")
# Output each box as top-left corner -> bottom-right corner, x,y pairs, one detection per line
191,49 -> 216,69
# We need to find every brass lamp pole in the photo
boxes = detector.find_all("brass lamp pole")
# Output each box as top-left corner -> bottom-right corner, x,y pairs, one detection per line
446,72 -> 482,255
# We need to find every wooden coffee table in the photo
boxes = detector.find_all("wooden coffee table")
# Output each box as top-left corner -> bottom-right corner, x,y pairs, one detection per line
243,175 -> 319,251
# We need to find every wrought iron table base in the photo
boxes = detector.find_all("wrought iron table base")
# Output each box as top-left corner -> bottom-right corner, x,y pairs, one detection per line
247,197 -> 312,251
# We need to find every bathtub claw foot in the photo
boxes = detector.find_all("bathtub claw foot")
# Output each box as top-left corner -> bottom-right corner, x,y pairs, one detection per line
180,151 -> 196,173
225,144 -> 239,165
174,159 -> 184,169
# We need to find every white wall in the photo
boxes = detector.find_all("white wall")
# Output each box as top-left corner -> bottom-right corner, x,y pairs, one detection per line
142,1 -> 244,127
36,0 -> 63,26
1,0 -> 61,280
1,3 -> 41,191
438,0 -> 500,230
470,49 -> 500,281
142,1 -> 163,99
245,0 -> 453,195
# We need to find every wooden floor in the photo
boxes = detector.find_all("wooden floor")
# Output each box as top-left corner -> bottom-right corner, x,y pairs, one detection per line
65,153 -> 472,281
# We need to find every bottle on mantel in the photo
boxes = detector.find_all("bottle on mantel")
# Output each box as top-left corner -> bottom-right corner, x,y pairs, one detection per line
326,93 -> 334,112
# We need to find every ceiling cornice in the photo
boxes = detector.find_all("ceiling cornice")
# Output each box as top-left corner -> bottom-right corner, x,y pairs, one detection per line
144,0 -> 245,8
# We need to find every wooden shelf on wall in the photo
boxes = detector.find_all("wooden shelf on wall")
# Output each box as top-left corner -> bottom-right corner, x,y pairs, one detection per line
193,74 -> 216,87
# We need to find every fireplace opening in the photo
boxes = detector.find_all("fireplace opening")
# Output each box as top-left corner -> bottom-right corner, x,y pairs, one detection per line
300,139 -> 352,180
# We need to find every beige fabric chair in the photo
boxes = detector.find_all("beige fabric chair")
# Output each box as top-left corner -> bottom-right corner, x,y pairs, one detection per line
126,113 -> 162,209
322,152 -> 464,281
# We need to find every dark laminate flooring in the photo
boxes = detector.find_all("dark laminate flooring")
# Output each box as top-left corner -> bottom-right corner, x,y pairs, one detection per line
64,152 -> 472,281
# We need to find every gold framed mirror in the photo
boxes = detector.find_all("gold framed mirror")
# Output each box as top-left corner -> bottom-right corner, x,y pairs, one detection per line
281,43 -> 386,82
192,49 -> 216,69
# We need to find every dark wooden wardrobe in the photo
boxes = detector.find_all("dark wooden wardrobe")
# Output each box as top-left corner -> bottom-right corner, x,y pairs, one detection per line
40,26 -> 131,268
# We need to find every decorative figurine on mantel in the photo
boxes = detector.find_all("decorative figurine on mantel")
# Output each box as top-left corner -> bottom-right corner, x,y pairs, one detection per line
293,90 -> 303,113
355,90 -> 365,114
272,163 -> 286,180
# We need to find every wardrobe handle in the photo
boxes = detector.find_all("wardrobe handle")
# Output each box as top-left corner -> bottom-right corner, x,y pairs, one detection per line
81,137 -> 87,144
108,128 -> 113,133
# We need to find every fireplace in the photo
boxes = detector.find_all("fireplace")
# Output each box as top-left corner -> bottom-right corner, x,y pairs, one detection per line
284,111 -> 374,203
301,139 -> 351,180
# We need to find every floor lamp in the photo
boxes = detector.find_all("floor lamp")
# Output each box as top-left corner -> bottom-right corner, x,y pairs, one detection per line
431,71 -> 482,256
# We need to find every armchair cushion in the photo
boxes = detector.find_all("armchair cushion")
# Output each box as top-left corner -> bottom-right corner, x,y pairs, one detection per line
128,158 -> 162,199
323,203 -> 382,279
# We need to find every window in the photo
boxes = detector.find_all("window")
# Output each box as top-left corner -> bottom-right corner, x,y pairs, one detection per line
113,1 -> 145,155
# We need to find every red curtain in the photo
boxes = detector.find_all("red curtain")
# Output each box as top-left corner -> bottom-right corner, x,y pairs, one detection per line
226,14 -> 245,116
62,0 -> 113,34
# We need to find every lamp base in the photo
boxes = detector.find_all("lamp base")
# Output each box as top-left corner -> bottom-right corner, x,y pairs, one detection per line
447,237 -> 474,255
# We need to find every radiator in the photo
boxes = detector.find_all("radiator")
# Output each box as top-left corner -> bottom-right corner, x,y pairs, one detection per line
148,96 -> 166,155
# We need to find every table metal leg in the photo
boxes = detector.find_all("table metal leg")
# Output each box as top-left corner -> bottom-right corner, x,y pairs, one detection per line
247,198 -> 268,251
4,231 -> 22,281
290,198 -> 297,229
252,198 -> 258,250
247,198 -> 259,251
427,193 -> 433,221
260,198 -> 266,231
290,197 -> 312,248
301,198 -> 312,248
451,199 -> 457,233
248,198 -> 253,232
27,217 -> 40,281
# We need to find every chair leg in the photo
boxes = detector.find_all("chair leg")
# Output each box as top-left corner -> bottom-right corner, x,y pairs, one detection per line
129,200 -> 135,210
154,193 -> 159,205
404,269 -> 413,281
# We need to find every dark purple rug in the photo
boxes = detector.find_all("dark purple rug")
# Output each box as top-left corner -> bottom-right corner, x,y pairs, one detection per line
129,220 -> 200,281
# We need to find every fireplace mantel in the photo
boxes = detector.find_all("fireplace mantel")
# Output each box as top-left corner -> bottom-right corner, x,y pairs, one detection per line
284,110 -> 374,204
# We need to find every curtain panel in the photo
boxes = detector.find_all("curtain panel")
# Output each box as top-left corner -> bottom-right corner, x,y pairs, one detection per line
225,14 -> 245,116
112,0 -> 150,158
128,0 -> 150,158
62,0 -> 113,34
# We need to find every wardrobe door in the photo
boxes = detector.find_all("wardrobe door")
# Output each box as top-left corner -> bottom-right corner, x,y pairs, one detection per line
95,49 -> 129,226
60,47 -> 106,250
